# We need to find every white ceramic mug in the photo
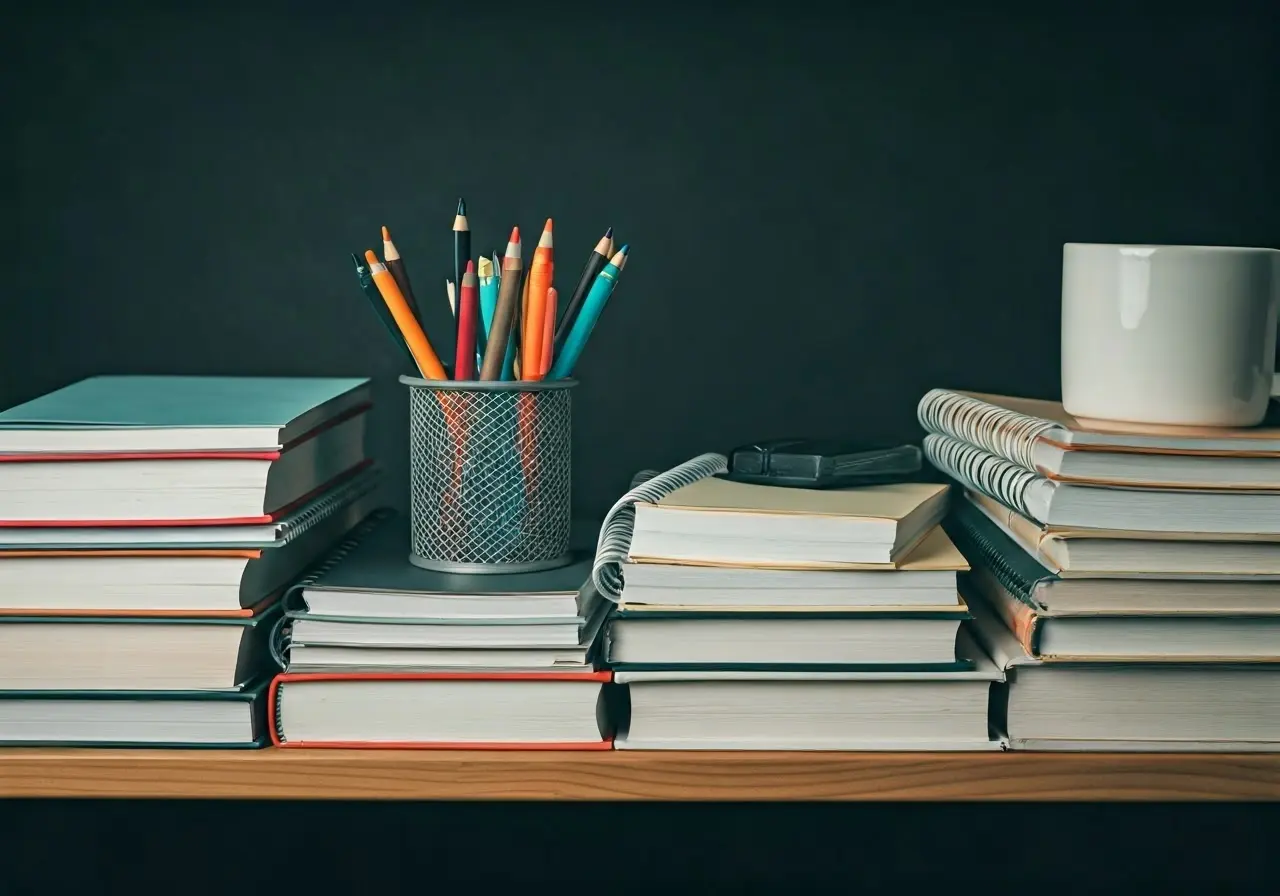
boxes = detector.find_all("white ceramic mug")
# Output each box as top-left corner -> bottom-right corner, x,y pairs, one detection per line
1061,243 -> 1279,427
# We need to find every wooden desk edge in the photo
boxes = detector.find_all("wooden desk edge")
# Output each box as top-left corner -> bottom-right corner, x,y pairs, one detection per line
1,749 -> 1278,801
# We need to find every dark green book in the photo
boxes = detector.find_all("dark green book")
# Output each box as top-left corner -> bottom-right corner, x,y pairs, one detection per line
0,678 -> 270,748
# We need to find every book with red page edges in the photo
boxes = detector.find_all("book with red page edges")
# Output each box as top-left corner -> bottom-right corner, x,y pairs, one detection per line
268,670 -> 616,749
0,459 -> 373,527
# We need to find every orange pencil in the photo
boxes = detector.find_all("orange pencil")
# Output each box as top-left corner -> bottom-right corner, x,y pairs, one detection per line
522,219 -> 554,380
363,249 -> 448,380
539,287 -> 558,378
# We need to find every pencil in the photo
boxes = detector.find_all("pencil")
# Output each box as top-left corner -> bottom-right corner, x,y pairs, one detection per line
539,286 -> 558,378
446,279 -> 456,318
522,218 -> 555,380
351,253 -> 414,364
547,245 -> 627,380
479,227 -> 523,381
477,255 -> 498,347
363,249 -> 449,380
554,227 -> 612,356
381,226 -> 421,323
453,198 -> 470,343
455,260 -> 480,381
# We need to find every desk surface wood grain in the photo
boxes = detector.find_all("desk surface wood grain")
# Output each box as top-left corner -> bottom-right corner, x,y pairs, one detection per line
1,749 -> 1278,800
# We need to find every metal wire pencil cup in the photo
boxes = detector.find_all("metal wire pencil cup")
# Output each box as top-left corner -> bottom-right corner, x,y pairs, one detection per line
401,375 -> 575,574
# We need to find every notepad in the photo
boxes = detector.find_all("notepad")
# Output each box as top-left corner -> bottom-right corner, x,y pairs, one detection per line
628,477 -> 949,566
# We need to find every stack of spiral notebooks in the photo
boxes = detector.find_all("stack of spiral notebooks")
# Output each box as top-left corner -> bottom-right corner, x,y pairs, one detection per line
919,388 -> 1280,750
0,376 -> 379,748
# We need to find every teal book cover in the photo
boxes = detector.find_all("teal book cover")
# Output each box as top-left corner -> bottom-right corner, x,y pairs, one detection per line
0,375 -> 370,429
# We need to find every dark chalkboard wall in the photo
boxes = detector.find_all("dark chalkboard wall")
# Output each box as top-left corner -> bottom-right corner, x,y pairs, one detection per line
2,3 -> 1278,888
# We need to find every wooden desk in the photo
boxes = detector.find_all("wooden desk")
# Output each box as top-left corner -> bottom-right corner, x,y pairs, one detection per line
1,748 -> 1277,801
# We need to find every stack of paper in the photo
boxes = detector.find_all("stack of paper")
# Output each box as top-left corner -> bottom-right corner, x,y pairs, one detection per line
0,376 -> 378,747
608,475 -> 1002,750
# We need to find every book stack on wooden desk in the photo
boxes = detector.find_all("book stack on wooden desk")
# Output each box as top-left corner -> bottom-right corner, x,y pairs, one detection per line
0,376 -> 378,748
607,475 -> 1002,750
920,388 -> 1280,751
268,511 -> 614,749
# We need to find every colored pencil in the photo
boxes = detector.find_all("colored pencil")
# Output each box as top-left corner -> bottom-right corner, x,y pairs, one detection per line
456,260 -> 480,381
363,249 -> 448,380
351,253 -> 414,363
479,228 -> 523,381
547,245 -> 627,380
522,219 -> 555,380
381,226 -> 421,323
554,227 -> 612,356
539,286 -> 558,378
453,198 -> 470,342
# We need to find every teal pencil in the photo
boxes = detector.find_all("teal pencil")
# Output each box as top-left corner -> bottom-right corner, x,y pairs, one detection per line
547,246 -> 628,379
477,254 -> 499,355
351,253 -> 415,364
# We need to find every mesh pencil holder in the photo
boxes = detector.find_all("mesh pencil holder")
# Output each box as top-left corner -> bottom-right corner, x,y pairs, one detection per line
401,375 -> 576,574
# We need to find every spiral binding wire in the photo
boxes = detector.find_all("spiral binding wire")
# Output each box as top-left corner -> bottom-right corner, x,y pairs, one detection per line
917,389 -> 1056,472
945,501 -> 1044,611
923,433 -> 1046,522
275,465 -> 383,543
591,453 -> 729,601
266,508 -> 394,669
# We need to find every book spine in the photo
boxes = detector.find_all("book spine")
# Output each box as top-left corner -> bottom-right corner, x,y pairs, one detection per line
964,566 -> 1042,655
917,389 -> 1056,471
591,453 -> 728,600
923,433 -> 1048,523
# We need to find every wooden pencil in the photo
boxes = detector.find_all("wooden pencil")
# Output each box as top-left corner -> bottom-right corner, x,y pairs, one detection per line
479,227 -> 523,381
381,226 -> 421,322
554,227 -> 612,356
453,198 -> 470,344
522,218 -> 554,380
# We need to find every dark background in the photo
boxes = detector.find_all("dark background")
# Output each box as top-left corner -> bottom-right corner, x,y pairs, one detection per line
3,2 -> 1279,890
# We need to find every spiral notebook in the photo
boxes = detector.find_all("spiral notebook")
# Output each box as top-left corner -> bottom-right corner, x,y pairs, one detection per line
923,433 -> 1280,536
918,389 -> 1280,458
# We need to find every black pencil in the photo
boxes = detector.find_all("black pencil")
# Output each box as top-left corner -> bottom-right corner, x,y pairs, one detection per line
351,252 -> 414,364
553,227 -> 613,356
453,197 -> 470,347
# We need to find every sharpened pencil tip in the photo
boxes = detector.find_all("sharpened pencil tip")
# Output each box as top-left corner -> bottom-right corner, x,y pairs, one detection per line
363,249 -> 380,266
381,225 -> 391,242
543,218 -> 553,232
350,252 -> 362,268
510,226 -> 520,242
619,244 -> 630,254
457,197 -> 466,215
604,227 -> 613,239
465,259 -> 475,273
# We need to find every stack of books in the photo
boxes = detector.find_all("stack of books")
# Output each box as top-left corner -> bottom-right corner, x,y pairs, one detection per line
603,472 -> 1002,750
0,376 -> 377,748
268,511 -> 614,749
920,388 -> 1280,751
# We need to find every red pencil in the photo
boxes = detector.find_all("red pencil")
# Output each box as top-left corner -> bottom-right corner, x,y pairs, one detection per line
455,260 -> 480,381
